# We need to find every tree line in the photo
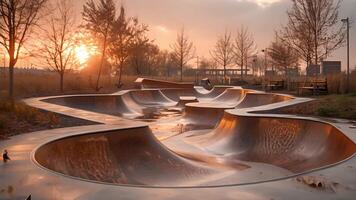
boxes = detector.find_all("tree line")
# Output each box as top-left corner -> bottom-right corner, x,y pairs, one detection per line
0,0 -> 348,98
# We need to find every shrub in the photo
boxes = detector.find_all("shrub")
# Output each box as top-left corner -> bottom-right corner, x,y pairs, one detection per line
317,107 -> 339,117
0,116 -> 7,130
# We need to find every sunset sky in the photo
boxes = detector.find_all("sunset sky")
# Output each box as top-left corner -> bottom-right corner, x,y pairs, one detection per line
117,0 -> 356,70
23,0 -> 356,71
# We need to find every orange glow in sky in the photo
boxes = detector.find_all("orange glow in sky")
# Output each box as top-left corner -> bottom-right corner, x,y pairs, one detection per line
75,45 -> 91,65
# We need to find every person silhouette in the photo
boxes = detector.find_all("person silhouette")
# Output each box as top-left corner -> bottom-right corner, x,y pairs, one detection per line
2,150 -> 10,163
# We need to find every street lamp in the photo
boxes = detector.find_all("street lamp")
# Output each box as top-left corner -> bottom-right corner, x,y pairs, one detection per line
341,17 -> 350,93
195,56 -> 199,84
262,49 -> 267,76
262,48 -> 274,75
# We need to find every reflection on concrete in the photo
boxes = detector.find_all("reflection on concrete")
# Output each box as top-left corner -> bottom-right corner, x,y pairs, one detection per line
12,78 -> 356,199
35,127 -> 217,187
35,117 -> 355,187
184,113 -> 356,173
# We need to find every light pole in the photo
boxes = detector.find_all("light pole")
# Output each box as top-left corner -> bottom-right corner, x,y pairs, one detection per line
262,48 -> 274,75
262,49 -> 267,76
341,17 -> 350,93
196,56 -> 199,84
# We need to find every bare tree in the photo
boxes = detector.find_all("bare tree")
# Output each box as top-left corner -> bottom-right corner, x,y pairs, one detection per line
233,25 -> 256,80
109,5 -> 148,87
41,0 -> 77,92
280,23 -> 314,66
130,40 -> 159,76
0,0 -> 48,98
170,28 -> 195,82
210,30 -> 234,84
130,33 -> 150,75
82,0 -> 116,91
282,0 -> 346,65
154,50 -> 173,78
268,37 -> 299,75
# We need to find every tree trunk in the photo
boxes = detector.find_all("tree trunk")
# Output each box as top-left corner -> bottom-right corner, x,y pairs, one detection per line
148,64 -> 151,77
8,37 -> 16,99
8,62 -> 14,98
224,65 -> 227,84
60,73 -> 64,93
240,60 -> 244,80
245,55 -> 248,76
117,61 -> 124,88
245,63 -> 248,76
180,59 -> 183,82
166,66 -> 170,78
314,29 -> 318,65
96,25 -> 109,92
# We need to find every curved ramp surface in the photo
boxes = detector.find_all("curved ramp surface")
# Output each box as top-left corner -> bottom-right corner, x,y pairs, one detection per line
43,90 -> 177,119
161,86 -> 229,102
128,90 -> 176,107
184,92 -> 293,127
35,127 -> 216,187
191,112 -> 356,173
236,93 -> 294,109
135,78 -> 194,89
35,123 -> 355,188
43,95 -> 142,118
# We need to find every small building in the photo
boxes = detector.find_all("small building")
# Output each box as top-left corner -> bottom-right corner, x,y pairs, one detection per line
264,70 -> 275,77
286,68 -> 299,77
322,61 -> 341,75
306,65 -> 321,76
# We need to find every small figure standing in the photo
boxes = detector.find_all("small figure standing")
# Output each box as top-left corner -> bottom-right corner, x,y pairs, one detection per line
2,150 -> 10,163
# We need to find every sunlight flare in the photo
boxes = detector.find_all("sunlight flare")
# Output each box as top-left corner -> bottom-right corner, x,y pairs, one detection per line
75,45 -> 91,65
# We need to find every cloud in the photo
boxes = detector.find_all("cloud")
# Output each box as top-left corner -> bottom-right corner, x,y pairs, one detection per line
155,25 -> 170,33
237,0 -> 282,7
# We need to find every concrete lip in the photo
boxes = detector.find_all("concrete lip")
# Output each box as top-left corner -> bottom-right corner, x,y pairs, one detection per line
2,82 -> 355,199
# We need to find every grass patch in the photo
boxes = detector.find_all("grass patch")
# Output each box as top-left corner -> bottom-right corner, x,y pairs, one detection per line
277,94 -> 356,120
317,107 -> 339,117
0,97 -> 96,140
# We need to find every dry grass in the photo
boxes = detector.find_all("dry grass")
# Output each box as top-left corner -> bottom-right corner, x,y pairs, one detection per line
0,73 -> 129,98
0,69 -> 355,98
0,97 -> 96,140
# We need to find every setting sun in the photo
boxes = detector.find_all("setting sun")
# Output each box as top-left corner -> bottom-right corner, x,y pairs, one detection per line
75,45 -> 91,65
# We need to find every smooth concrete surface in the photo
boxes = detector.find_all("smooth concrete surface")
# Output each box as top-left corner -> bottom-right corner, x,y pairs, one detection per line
135,78 -> 194,89
1,124 -> 356,199
184,90 -> 295,127
1,83 -> 356,199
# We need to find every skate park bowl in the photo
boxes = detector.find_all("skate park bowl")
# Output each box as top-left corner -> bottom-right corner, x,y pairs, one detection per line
22,78 -> 356,191
33,116 -> 356,187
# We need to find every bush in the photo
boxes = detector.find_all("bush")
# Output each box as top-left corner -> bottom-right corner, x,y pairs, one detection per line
317,107 -> 339,117
348,110 -> 356,119
0,116 -> 7,130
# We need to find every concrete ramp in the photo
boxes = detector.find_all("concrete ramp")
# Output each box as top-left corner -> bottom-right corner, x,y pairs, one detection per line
161,86 -> 229,102
236,93 -> 294,109
43,90 -> 177,119
194,86 -> 233,101
202,88 -> 245,106
34,127 -> 219,187
184,92 -> 293,127
43,95 -> 142,118
128,90 -> 176,107
192,112 -> 356,173
135,78 -> 194,89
